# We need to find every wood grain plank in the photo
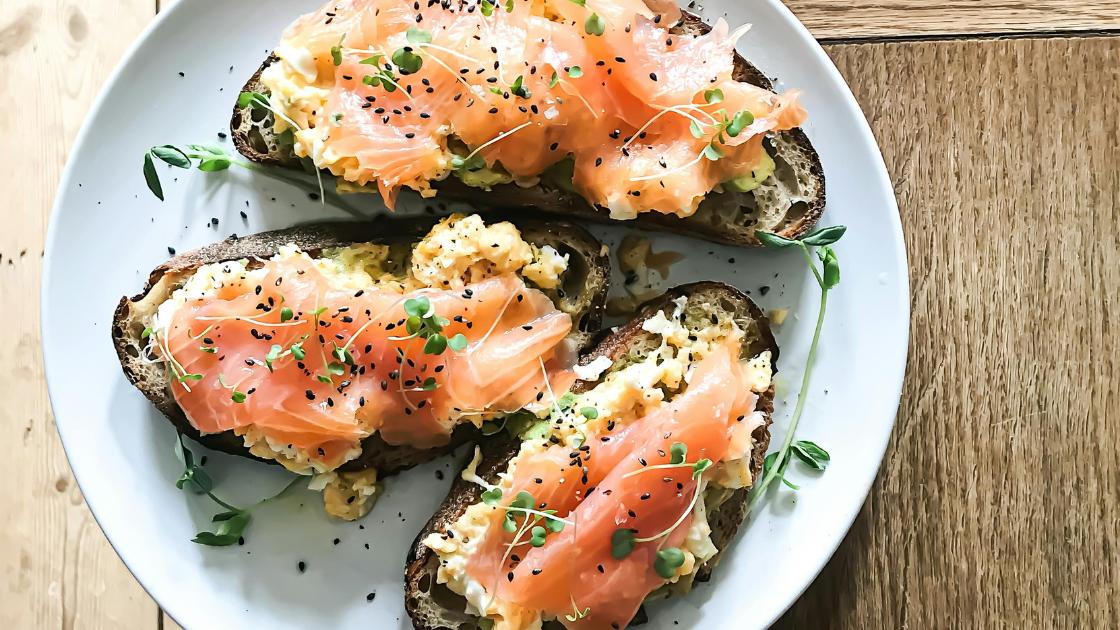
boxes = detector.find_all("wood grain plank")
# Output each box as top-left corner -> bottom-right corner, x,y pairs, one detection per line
778,35 -> 1120,628
784,0 -> 1120,40
0,1 -> 157,629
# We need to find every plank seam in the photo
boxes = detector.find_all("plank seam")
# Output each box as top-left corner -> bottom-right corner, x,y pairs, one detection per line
818,27 -> 1120,46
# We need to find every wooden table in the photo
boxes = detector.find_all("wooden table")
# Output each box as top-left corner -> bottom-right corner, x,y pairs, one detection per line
3,1 -> 1117,628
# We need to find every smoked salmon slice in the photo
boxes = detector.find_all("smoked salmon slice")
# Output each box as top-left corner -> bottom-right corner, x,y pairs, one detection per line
463,341 -> 757,629
261,0 -> 806,216
154,257 -> 574,470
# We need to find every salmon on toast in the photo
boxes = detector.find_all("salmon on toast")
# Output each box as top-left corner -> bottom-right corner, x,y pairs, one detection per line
113,214 -> 609,520
407,282 -> 776,629
232,1 -> 824,246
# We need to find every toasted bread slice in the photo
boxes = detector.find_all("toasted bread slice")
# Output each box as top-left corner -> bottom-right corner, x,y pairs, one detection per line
112,215 -> 609,474
404,282 -> 777,629
230,12 -> 824,247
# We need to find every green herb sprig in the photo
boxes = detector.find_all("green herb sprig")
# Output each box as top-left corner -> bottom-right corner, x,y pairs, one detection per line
176,436 -> 305,546
747,225 -> 844,508
143,143 -> 252,201
144,92 -> 367,215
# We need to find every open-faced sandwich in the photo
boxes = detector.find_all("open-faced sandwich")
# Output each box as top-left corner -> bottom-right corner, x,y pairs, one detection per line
112,214 -> 608,520
406,281 -> 776,629
231,0 -> 824,246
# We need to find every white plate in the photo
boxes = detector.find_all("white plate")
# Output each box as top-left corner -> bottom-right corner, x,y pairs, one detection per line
42,1 -> 907,628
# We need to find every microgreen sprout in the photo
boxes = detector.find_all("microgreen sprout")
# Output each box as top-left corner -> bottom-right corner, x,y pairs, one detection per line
510,75 -> 531,99
610,528 -> 636,559
704,88 -> 724,104
584,12 -> 605,36
564,597 -> 591,622
406,26 -> 432,44
392,47 -> 423,75
653,547 -> 685,579
331,35 -> 345,66
619,443 -> 711,479
217,373 -> 249,404
392,296 -> 469,357
355,53 -> 403,93
290,341 -> 306,360
748,226 -> 844,509
609,444 -> 714,560
176,435 -> 305,546
481,486 -> 503,505
483,488 -> 571,533
484,487 -> 570,612
265,344 -> 282,372
670,442 -> 686,464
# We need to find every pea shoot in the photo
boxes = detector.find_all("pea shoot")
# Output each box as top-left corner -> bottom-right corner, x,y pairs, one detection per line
143,143 -> 245,201
142,133 -> 336,209
747,226 -> 844,508
176,435 -> 305,546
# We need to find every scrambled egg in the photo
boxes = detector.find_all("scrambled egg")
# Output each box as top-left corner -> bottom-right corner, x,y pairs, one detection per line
150,214 -> 567,520
315,469 -> 380,521
423,297 -> 775,629
410,214 -> 568,291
